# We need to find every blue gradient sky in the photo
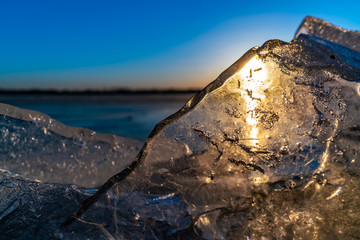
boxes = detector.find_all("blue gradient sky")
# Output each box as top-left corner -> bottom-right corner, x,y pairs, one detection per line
0,0 -> 359,90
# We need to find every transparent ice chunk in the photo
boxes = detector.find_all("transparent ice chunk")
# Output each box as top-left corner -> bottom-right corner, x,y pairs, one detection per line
295,16 -> 360,52
0,103 -> 142,187
0,170 -> 93,240
58,19 -> 360,239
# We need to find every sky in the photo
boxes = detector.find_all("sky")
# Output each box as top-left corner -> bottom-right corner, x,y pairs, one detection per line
0,0 -> 359,90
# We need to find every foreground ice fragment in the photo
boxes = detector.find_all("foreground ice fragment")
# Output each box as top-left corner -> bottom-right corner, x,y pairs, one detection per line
0,103 -> 142,187
0,170 -> 91,239
57,17 -> 360,239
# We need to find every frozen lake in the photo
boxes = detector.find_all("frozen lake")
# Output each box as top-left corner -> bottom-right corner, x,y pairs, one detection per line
0,93 -> 194,141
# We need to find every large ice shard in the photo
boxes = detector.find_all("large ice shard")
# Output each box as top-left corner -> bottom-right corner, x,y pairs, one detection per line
54,18 -> 360,239
0,103 -> 143,187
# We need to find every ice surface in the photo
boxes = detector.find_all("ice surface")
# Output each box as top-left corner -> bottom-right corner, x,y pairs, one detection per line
295,16 -> 360,52
1,16 -> 360,239
0,103 -> 143,187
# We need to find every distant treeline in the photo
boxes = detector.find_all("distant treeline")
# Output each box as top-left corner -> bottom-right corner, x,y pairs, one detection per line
0,88 -> 201,95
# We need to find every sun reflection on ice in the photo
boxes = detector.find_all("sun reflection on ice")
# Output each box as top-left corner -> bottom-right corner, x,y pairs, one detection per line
237,55 -> 269,146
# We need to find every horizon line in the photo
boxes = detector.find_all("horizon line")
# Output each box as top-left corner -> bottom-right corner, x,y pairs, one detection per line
0,87 -> 201,95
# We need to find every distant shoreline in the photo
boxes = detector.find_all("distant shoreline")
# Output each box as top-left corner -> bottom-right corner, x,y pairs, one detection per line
0,88 -> 201,95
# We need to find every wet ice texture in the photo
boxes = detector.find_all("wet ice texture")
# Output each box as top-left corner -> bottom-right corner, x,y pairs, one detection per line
57,17 -> 360,239
1,17 -> 360,239
0,103 -> 142,187
0,170 -> 92,239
